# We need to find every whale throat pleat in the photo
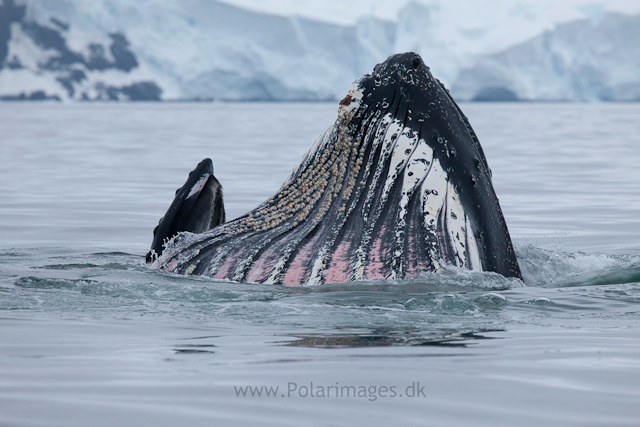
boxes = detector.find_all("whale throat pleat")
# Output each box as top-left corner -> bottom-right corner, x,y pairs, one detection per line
157,108 -> 481,284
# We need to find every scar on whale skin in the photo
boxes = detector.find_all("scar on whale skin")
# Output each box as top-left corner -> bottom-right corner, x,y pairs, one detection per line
147,53 -> 522,285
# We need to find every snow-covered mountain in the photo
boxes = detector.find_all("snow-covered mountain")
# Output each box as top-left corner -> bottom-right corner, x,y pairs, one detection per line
0,0 -> 162,100
1,0 -> 639,101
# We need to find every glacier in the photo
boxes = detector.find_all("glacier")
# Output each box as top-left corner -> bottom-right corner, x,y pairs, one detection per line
0,0 -> 639,102
452,12 -> 640,101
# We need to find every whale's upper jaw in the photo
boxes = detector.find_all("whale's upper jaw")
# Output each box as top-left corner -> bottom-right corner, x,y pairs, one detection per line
344,52 -> 521,279
154,53 -> 522,283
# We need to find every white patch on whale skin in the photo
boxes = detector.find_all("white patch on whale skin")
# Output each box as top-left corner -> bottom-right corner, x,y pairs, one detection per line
338,82 -> 364,116
419,158 -> 448,272
360,113 -> 394,222
465,214 -> 482,270
350,114 -> 402,281
418,158 -> 482,272
446,181 -> 469,268
187,174 -> 211,198
397,135 -> 431,222
264,256 -> 288,285
354,115 -> 405,277
350,112 -> 394,281
390,136 -> 434,273
305,247 -> 327,286
385,127 -> 422,275
382,122 -> 418,202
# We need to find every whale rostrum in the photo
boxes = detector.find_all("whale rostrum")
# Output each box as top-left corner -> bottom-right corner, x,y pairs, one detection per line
148,53 -> 522,285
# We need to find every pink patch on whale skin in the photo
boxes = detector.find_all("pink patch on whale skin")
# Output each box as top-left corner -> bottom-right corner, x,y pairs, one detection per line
244,254 -> 276,284
323,228 -> 359,284
403,218 -> 429,277
213,254 -> 241,280
244,239 -> 306,284
243,245 -> 288,283
161,250 -> 191,273
163,257 -> 180,272
364,225 -> 389,281
187,174 -> 211,198
280,239 -> 316,287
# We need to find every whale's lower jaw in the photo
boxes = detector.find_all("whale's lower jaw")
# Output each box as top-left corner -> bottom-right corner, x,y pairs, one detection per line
153,53 -> 522,284
159,120 -> 480,285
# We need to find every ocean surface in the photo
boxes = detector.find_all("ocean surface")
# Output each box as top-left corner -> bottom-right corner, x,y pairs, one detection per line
1,101 -> 639,426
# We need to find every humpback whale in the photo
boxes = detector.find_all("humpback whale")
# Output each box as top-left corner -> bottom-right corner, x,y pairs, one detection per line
147,53 -> 522,285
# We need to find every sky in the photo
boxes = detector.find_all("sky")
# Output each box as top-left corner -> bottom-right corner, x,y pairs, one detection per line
219,0 -> 640,26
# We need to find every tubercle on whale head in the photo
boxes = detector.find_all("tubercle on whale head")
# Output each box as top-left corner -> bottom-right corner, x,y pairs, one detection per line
335,53 -> 446,144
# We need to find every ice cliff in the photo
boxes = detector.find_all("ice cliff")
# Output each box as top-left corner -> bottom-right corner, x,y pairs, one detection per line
452,12 -> 640,101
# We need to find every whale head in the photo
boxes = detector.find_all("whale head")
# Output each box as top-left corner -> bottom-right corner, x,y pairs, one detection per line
153,53 -> 521,284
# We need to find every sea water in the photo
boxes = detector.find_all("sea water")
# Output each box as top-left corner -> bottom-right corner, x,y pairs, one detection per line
1,102 -> 639,426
